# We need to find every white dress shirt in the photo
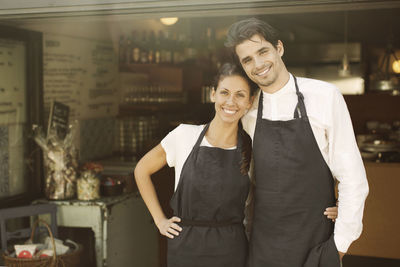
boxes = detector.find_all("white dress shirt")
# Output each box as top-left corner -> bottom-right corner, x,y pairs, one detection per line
242,74 -> 369,253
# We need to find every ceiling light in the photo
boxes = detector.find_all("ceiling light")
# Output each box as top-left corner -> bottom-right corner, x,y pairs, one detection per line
160,17 -> 178,26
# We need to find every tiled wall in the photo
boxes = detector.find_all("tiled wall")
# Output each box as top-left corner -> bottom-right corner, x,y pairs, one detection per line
78,117 -> 115,162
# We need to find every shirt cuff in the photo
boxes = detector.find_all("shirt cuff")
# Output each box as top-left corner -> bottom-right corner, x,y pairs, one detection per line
334,233 -> 353,253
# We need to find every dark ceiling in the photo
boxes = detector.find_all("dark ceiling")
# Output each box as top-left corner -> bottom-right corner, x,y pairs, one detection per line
258,8 -> 400,45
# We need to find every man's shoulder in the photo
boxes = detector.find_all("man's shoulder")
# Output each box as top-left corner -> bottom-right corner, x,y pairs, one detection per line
297,76 -> 337,90
296,76 -> 340,98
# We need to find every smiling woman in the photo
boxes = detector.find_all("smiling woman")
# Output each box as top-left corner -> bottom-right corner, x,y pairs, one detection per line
134,62 -> 257,267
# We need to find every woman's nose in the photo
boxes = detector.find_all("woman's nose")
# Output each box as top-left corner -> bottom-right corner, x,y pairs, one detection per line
226,95 -> 234,105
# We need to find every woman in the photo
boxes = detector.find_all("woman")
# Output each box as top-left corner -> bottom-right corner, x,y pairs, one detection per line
134,62 -> 338,267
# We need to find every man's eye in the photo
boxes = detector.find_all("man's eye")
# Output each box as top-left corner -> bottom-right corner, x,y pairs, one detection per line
242,58 -> 251,64
220,91 -> 228,95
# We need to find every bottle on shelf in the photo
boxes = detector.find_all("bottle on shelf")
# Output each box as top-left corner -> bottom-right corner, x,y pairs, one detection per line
148,30 -> 156,64
131,30 -> 141,64
119,35 -> 126,64
163,30 -> 173,64
154,31 -> 161,64
140,30 -> 149,64
125,35 -> 132,65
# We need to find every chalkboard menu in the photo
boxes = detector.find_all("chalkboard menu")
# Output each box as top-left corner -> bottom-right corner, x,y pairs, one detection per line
47,101 -> 69,140
43,34 -> 119,121
0,38 -> 26,125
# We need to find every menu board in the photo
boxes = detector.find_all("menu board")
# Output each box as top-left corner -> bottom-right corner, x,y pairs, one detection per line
47,101 -> 69,139
0,38 -> 26,125
0,38 -> 26,197
43,34 -> 119,121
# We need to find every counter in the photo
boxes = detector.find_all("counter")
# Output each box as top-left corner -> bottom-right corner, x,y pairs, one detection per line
348,162 -> 400,259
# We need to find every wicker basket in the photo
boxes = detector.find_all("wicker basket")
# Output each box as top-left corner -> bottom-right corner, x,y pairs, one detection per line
2,219 -> 83,267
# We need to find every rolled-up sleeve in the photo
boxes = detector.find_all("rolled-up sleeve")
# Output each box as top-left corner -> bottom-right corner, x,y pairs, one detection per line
328,88 -> 369,253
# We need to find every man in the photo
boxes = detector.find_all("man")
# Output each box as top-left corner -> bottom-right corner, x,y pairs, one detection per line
225,18 -> 369,267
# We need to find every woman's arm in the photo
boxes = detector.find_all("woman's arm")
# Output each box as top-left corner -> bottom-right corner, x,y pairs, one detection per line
134,144 -> 182,238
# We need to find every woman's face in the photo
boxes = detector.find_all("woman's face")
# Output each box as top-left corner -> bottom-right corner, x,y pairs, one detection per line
211,75 -> 253,124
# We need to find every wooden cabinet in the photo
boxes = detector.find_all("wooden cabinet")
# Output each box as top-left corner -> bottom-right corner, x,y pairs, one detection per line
347,162 -> 400,259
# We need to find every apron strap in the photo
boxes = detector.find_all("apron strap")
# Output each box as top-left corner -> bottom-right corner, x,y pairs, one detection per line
180,218 -> 242,227
193,123 -> 210,149
195,122 -> 243,151
256,90 -> 264,123
293,75 -> 308,119
257,75 -> 308,121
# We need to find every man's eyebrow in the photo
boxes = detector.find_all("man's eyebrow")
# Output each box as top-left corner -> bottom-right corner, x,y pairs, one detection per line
258,47 -> 269,53
241,56 -> 251,63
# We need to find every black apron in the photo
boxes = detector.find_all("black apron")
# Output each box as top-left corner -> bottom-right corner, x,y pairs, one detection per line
248,76 -> 341,267
168,123 -> 250,267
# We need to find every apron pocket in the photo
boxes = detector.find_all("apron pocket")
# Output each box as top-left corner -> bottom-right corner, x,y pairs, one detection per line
303,234 -> 340,267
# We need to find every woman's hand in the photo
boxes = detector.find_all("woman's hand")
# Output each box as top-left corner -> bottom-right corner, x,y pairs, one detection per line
324,206 -> 338,222
156,216 -> 183,239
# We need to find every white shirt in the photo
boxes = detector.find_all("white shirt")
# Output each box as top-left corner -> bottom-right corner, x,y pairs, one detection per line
242,74 -> 369,253
161,124 -> 236,191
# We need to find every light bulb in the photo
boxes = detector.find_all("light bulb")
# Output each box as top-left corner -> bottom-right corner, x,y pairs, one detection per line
392,60 -> 400,74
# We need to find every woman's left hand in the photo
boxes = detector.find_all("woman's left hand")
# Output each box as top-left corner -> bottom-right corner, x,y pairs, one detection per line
324,206 -> 338,222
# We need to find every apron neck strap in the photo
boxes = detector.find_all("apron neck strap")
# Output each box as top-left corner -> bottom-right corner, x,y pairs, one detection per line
194,122 -> 243,150
293,75 -> 308,119
194,123 -> 210,149
257,75 -> 308,121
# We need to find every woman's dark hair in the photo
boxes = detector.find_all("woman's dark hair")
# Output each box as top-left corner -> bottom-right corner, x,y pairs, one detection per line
225,17 -> 279,64
213,62 -> 255,175
212,62 -> 258,96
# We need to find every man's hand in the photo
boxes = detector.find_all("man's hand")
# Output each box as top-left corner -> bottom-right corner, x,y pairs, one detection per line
339,251 -> 345,260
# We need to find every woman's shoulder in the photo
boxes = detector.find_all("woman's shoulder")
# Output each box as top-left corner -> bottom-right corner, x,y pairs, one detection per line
167,123 -> 206,140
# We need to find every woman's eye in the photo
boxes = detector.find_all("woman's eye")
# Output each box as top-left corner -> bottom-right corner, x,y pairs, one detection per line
220,91 -> 228,95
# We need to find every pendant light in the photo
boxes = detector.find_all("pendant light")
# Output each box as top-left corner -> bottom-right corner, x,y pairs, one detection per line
338,11 -> 351,77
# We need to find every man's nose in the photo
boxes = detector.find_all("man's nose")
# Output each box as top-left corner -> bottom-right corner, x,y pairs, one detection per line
254,56 -> 264,68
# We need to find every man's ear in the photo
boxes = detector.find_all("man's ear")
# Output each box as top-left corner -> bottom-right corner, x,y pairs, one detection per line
277,40 -> 284,57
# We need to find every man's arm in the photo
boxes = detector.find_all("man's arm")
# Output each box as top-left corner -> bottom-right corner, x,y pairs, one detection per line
327,87 -> 369,256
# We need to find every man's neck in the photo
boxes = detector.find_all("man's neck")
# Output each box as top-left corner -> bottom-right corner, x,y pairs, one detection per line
260,70 -> 290,94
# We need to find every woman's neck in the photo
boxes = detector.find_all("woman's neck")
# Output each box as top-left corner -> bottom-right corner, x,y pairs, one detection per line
205,118 -> 238,148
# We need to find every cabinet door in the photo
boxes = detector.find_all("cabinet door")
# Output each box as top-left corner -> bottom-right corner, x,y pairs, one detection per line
107,195 -> 159,267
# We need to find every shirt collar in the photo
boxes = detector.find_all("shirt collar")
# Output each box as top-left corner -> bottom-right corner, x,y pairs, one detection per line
250,73 -> 295,111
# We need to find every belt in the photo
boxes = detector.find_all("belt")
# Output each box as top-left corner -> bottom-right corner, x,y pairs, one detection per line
180,219 -> 242,227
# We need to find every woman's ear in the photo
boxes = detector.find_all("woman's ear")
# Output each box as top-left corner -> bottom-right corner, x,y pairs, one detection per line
247,95 -> 255,110
210,87 -> 216,103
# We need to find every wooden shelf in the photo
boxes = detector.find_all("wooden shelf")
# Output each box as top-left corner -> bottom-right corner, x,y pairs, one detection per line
118,103 -> 214,119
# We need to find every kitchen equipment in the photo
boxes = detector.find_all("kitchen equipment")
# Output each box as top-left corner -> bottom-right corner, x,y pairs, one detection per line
100,177 -> 125,197
361,139 -> 400,153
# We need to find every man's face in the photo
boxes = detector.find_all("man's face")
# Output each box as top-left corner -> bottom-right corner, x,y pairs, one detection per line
235,34 -> 285,90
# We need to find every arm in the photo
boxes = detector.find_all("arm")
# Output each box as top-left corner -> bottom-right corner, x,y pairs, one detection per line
134,144 -> 182,238
327,88 -> 369,258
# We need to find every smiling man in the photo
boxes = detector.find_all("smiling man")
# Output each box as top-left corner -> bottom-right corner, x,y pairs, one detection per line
225,18 -> 369,267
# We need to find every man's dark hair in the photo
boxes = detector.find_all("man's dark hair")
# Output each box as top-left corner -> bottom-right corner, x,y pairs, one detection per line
225,17 -> 279,62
